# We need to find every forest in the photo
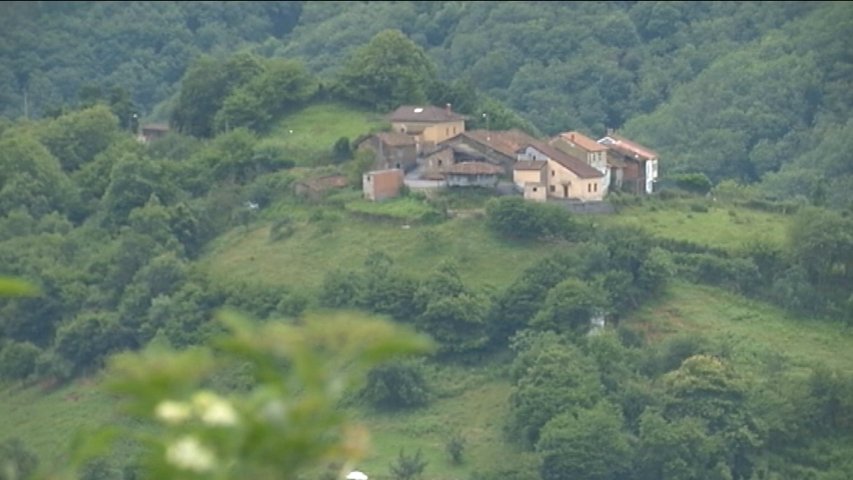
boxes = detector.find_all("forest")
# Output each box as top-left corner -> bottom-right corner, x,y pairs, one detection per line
0,2 -> 852,480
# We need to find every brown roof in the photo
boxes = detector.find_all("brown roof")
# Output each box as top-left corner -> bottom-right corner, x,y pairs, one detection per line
554,131 -> 608,152
521,141 -> 603,179
598,133 -> 658,160
389,105 -> 467,123
443,162 -> 504,176
463,129 -> 540,158
513,160 -> 547,171
376,132 -> 417,147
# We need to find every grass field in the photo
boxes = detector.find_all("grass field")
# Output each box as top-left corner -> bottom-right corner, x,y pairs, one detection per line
202,212 -> 553,294
627,281 -> 853,374
599,199 -> 793,251
346,364 -> 537,480
0,378 -> 120,474
257,103 -> 387,166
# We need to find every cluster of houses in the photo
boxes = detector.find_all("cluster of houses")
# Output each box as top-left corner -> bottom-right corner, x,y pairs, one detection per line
358,104 -> 659,203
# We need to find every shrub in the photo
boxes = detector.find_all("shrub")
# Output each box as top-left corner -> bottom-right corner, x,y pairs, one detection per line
446,432 -> 466,464
670,173 -> 713,195
689,202 -> 709,213
0,341 -> 41,380
363,360 -> 430,410
485,197 -> 576,241
389,448 -> 428,480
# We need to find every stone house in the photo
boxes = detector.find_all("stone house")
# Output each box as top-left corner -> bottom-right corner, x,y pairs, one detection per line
354,132 -> 418,172
443,162 -> 503,188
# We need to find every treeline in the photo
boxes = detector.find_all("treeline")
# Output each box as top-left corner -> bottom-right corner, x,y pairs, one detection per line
169,30 -> 535,139
0,104 -> 312,382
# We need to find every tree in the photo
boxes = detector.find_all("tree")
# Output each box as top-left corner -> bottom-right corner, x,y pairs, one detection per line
39,105 -> 121,171
55,311 -> 133,372
335,29 -> 437,111
536,402 -> 633,480
171,53 -> 264,137
788,207 -> 853,288
531,278 -> 608,336
634,408 -> 718,480
0,135 -> 76,219
389,448 -> 428,480
509,333 -> 602,444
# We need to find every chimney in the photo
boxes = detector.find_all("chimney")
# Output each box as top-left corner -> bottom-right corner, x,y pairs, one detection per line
446,103 -> 452,114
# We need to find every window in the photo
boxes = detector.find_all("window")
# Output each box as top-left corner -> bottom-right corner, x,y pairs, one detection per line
594,183 -> 598,192
550,185 -> 555,193
446,128 -> 449,136
438,160 -> 443,166
551,170 -> 555,177
533,187 -> 538,192
588,184 -> 592,193
453,127 -> 456,134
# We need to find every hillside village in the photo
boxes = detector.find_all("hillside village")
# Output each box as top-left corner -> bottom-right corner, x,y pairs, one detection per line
357,104 -> 659,203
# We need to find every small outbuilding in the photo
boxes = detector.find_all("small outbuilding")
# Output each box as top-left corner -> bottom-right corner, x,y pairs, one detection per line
363,168 -> 404,201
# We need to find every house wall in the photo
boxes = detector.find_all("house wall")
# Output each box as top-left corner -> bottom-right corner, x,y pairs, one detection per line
363,169 -> 404,201
545,158 -> 603,201
392,121 -> 465,144
513,169 -> 544,189
357,139 -> 418,172
424,148 -> 455,173
524,183 -> 547,202
446,173 -> 499,188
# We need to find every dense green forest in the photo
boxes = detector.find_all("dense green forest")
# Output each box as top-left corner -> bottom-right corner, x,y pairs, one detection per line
1,2 -> 852,480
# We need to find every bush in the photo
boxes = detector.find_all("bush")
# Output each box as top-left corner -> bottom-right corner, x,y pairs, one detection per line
671,252 -> 760,294
362,360 -> 430,410
389,448 -> 428,480
670,173 -> 713,195
485,197 -> 576,241
0,341 -> 41,380
446,432 -> 466,464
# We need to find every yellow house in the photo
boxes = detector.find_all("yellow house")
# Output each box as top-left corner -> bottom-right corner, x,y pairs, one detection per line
389,105 -> 466,149
516,141 -> 605,201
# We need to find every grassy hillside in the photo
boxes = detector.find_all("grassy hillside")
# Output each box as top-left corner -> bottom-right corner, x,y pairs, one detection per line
627,281 -> 853,374
202,208 -> 553,294
0,379 -> 119,474
597,198 -> 793,251
256,103 -> 387,166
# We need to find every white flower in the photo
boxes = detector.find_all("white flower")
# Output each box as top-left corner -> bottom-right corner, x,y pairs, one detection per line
166,436 -> 215,473
155,400 -> 191,425
193,391 -> 238,426
201,399 -> 238,426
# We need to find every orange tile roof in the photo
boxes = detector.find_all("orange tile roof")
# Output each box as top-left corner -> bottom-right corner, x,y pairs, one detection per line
599,133 -> 658,160
555,131 -> 608,152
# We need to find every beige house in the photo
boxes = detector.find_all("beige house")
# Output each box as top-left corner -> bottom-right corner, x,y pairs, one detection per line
550,131 -> 610,192
513,160 -> 548,202
389,105 -> 466,149
516,141 -> 605,201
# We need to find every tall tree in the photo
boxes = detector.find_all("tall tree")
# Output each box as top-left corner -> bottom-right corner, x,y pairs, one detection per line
334,29 -> 437,111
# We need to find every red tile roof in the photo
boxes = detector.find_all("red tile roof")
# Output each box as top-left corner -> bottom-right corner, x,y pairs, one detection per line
376,132 -> 417,147
513,160 -> 547,171
598,133 -> 658,161
554,131 -> 608,152
521,141 -> 603,179
464,129 -> 539,158
389,105 -> 467,123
